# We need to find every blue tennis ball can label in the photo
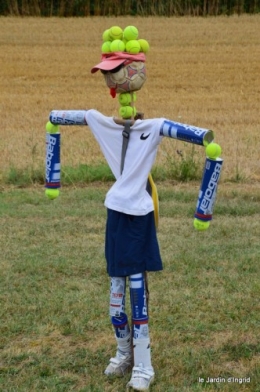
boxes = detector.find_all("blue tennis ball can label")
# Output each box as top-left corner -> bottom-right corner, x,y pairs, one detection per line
160,120 -> 214,146
195,157 -> 223,221
129,274 -> 148,339
49,110 -> 87,126
45,133 -> 61,189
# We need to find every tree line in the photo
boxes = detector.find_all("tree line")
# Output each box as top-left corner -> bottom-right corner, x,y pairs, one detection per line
1,0 -> 259,17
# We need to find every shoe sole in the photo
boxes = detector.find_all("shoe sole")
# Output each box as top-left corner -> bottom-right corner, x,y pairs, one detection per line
126,375 -> 154,391
104,364 -> 132,378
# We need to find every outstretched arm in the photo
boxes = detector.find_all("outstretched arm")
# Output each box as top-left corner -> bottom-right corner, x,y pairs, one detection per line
194,142 -> 223,231
49,110 -> 88,126
45,111 -> 90,200
45,121 -> 61,200
159,118 -> 223,231
160,119 -> 214,146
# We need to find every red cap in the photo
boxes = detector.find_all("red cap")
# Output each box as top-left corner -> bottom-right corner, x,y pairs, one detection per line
91,52 -> 146,74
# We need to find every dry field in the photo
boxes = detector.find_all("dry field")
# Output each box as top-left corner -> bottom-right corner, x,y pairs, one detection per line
0,15 -> 260,182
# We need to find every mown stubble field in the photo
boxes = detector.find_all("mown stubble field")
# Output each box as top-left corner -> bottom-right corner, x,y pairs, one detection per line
0,15 -> 260,182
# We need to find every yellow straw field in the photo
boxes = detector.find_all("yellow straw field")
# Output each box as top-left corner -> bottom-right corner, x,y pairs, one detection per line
0,15 -> 260,182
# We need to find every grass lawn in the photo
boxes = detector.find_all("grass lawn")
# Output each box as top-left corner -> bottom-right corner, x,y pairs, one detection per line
0,182 -> 259,391
1,16 -> 260,183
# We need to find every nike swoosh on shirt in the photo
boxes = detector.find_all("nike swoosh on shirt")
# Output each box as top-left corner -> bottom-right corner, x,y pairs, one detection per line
140,133 -> 151,140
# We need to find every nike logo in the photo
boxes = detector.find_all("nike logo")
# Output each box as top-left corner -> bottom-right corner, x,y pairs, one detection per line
140,133 -> 150,140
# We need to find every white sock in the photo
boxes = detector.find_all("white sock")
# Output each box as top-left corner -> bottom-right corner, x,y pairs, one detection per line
116,333 -> 132,356
133,337 -> 152,368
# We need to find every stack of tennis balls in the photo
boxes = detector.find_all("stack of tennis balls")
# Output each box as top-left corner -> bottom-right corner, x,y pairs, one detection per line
101,25 -> 150,54
118,92 -> 137,119
101,25 -> 149,119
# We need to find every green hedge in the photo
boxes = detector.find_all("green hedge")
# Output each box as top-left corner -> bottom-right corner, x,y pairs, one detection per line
2,0 -> 260,16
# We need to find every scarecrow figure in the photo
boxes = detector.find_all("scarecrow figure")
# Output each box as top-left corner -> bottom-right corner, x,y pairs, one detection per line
46,25 -> 223,391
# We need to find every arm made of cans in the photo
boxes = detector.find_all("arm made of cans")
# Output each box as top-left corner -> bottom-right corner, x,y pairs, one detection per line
194,155 -> 223,230
160,119 -> 223,230
45,111 -> 89,200
45,110 -> 223,231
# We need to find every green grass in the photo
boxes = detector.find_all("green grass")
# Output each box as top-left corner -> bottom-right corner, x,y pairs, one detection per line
2,142 -> 204,187
3,146 -> 202,188
0,183 -> 259,391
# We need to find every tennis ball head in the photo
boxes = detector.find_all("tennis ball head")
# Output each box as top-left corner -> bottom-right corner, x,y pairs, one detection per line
46,121 -> 59,134
102,29 -> 110,42
193,218 -> 210,231
45,188 -> 59,200
101,41 -> 111,53
123,26 -> 139,41
109,26 -> 123,40
110,39 -> 125,52
125,40 -> 141,54
206,143 -> 222,159
138,39 -> 150,53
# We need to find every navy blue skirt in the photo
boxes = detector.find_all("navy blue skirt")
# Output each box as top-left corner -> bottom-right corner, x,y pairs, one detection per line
105,209 -> 163,277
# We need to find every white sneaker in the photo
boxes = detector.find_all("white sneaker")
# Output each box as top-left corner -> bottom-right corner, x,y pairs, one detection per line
126,363 -> 155,391
104,351 -> 132,377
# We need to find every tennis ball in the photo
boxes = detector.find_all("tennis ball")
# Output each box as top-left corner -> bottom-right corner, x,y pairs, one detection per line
46,121 -> 59,134
118,92 -> 136,106
123,26 -> 139,41
101,41 -> 111,53
206,143 -> 222,159
119,106 -> 136,119
138,39 -> 150,53
102,29 -> 110,42
45,188 -> 59,200
125,40 -> 141,54
109,26 -> 123,40
110,39 -> 125,52
193,218 -> 210,231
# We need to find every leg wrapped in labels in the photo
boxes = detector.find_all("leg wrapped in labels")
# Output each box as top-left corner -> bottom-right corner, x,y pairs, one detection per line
127,273 -> 154,391
105,277 -> 132,377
